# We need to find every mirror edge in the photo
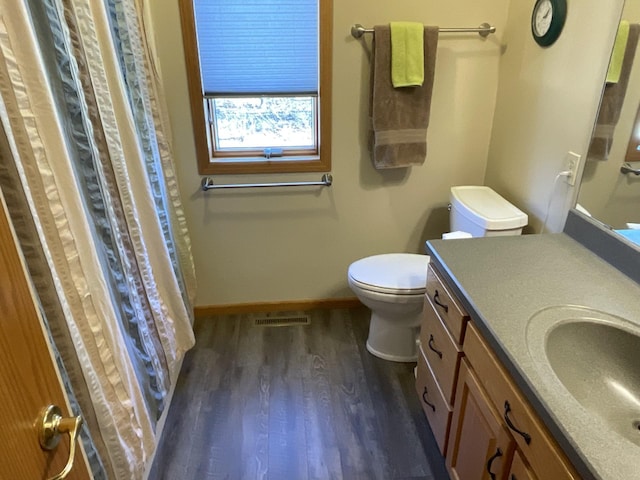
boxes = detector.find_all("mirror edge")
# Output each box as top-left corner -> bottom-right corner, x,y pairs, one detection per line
564,208 -> 640,284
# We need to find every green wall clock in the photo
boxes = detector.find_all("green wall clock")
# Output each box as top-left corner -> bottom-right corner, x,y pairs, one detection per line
531,0 -> 567,47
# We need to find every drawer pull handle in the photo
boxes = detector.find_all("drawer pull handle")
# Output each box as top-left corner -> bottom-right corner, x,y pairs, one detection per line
504,400 -> 532,444
422,386 -> 436,412
486,447 -> 503,480
433,290 -> 449,313
427,334 -> 443,359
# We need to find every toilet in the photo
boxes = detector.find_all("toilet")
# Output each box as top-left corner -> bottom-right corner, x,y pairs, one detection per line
348,253 -> 430,362
348,185 -> 527,362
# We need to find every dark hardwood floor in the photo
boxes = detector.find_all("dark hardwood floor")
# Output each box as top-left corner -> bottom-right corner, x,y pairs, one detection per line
148,307 -> 449,480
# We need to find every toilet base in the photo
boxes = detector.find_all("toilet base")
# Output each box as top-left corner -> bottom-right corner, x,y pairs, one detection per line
366,340 -> 418,362
366,311 -> 421,363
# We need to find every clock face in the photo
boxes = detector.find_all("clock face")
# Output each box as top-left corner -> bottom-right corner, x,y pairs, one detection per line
533,0 -> 554,37
531,0 -> 566,47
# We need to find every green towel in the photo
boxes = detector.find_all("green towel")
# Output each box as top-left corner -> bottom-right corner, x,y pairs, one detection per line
390,22 -> 424,88
606,21 -> 630,84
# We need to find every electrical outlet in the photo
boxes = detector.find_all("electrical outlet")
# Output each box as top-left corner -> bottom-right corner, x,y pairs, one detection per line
565,151 -> 582,186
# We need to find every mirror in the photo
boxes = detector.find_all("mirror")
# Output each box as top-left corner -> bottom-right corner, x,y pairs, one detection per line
576,0 -> 640,249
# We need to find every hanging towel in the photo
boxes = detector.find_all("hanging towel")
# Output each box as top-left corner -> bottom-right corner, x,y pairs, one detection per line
370,25 -> 438,169
606,21 -> 630,84
390,22 -> 424,87
588,23 -> 639,161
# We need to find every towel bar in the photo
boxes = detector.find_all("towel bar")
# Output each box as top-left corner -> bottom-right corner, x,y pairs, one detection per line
350,22 -> 496,39
201,174 -> 333,191
620,163 -> 640,175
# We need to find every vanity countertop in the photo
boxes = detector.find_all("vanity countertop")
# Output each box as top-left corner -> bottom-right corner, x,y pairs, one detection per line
426,233 -> 640,480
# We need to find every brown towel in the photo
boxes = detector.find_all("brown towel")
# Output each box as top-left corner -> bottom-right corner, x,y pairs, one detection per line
588,23 -> 640,161
370,25 -> 438,169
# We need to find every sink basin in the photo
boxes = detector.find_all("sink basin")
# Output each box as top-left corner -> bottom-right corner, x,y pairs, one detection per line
526,305 -> 640,447
545,320 -> 640,446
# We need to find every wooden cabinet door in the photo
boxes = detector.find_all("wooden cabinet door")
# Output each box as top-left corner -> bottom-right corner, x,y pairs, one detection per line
447,358 -> 514,480
508,450 -> 537,480
464,323 -> 579,480
0,192 -> 90,479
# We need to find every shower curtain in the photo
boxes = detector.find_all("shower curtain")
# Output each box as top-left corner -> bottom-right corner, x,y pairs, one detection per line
0,0 -> 195,478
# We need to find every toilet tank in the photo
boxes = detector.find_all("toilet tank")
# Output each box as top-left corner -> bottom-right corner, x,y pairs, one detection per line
450,186 -> 528,237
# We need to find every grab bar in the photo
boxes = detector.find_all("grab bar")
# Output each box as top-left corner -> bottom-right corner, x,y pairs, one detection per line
621,163 -> 640,175
351,22 -> 496,39
201,173 -> 333,191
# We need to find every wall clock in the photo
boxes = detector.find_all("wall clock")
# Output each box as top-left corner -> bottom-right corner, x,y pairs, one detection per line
531,0 -> 567,47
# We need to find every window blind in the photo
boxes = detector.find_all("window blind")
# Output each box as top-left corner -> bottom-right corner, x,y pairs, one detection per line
193,0 -> 319,96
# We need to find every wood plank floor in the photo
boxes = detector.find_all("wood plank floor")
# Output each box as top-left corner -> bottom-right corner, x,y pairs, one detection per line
148,307 -> 449,480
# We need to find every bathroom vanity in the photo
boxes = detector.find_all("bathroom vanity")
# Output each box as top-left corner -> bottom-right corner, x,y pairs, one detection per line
418,219 -> 640,480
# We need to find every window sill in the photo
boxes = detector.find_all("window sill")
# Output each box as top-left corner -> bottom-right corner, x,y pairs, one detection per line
199,154 -> 330,175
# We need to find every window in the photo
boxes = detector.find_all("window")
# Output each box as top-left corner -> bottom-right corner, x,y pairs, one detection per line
179,0 -> 332,175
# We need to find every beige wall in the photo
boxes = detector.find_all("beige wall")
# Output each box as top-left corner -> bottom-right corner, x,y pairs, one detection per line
578,0 -> 640,229
484,0 -> 623,233
149,0 -> 510,305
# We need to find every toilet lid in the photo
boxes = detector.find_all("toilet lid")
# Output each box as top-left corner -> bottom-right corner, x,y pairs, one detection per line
348,254 -> 429,294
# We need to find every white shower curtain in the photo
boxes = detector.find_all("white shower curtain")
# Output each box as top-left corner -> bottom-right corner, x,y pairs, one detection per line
0,0 -> 195,478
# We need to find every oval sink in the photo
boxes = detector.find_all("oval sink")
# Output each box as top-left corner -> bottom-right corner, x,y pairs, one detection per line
545,320 -> 640,446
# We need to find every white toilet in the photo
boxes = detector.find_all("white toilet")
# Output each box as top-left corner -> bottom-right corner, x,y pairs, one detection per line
348,185 -> 527,362
348,253 -> 430,362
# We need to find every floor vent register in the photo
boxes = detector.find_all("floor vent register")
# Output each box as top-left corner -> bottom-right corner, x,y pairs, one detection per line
253,315 -> 311,327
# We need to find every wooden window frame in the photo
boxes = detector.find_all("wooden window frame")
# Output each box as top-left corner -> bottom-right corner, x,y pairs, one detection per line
625,101 -> 640,162
179,0 -> 333,175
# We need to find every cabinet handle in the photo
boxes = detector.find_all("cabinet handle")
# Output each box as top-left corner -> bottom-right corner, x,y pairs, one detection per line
427,334 -> 443,359
422,386 -> 436,412
433,290 -> 449,312
486,447 -> 503,480
504,400 -> 532,444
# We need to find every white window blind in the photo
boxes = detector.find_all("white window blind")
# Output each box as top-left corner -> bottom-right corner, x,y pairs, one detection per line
193,0 -> 319,95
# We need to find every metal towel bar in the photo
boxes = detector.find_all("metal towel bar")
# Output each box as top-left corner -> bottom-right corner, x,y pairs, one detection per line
620,163 -> 640,175
350,22 -> 496,39
201,174 -> 333,191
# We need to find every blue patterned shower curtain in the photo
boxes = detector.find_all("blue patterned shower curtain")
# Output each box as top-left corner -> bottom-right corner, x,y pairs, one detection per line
0,0 -> 196,478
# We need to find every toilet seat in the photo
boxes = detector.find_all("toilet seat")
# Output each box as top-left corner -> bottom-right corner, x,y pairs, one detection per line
348,253 -> 429,295
348,276 -> 425,295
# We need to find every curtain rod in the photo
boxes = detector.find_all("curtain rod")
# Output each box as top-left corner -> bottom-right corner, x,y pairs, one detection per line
350,23 -> 496,39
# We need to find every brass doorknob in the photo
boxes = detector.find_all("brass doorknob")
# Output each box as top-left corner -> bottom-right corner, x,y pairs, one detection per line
37,405 -> 83,480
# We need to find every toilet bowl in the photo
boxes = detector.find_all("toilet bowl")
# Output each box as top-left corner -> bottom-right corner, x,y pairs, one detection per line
348,253 -> 430,362
348,186 -> 528,363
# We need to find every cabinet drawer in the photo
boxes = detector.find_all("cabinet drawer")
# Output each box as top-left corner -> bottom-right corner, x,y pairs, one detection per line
419,297 -> 462,406
464,323 -> 579,480
415,348 -> 452,455
426,264 -> 468,343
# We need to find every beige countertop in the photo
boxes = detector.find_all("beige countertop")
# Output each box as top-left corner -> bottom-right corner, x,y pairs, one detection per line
426,233 -> 640,480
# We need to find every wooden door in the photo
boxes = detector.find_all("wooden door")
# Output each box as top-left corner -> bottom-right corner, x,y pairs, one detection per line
447,358 -> 514,480
0,192 -> 90,479
507,450 -> 537,480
